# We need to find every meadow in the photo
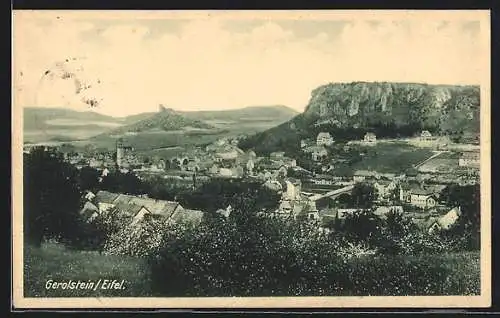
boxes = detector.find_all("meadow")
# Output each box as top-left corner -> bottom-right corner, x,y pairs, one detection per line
23,242 -> 480,297
350,142 -> 434,173
23,243 -> 152,297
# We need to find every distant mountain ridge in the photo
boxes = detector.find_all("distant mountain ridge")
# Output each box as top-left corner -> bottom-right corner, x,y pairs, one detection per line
239,82 -> 480,154
23,107 -> 120,130
181,105 -> 299,122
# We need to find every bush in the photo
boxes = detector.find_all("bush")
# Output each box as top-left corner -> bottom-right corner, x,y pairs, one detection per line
148,206 -> 480,297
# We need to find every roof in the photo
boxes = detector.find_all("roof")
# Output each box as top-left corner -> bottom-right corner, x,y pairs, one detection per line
438,207 -> 461,228
115,202 -> 147,217
128,197 -> 181,217
95,191 -> 119,204
375,179 -> 394,186
365,132 -> 376,137
354,170 -> 376,177
421,130 -> 432,137
280,201 -> 293,210
317,132 -> 332,138
80,201 -> 98,214
410,188 -> 435,196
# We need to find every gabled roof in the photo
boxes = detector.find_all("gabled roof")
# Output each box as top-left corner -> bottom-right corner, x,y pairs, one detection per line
80,201 -> 99,214
421,130 -> 432,137
115,202 -> 147,217
95,190 -> 119,204
128,197 -> 181,217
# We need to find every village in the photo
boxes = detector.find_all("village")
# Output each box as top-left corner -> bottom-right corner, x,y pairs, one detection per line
24,128 -> 480,237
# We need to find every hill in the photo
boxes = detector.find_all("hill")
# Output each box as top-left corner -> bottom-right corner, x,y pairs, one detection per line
239,82 -> 480,154
104,107 -> 214,135
23,107 -> 121,130
179,105 -> 299,134
23,105 -> 299,148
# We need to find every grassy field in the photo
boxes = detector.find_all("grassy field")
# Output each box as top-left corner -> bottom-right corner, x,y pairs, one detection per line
23,242 -> 480,297
24,243 -> 152,297
350,142 -> 434,173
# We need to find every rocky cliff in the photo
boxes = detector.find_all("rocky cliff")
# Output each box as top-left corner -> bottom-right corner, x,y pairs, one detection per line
239,82 -> 480,154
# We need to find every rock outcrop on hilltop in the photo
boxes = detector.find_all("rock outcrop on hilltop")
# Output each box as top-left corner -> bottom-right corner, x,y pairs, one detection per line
239,82 -> 480,154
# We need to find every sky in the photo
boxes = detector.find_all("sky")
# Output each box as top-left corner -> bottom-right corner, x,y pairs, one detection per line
13,11 -> 486,117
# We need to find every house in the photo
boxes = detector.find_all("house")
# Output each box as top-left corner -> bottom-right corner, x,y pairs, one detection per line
217,205 -> 233,218
309,174 -> 342,188
420,130 -> 433,141
84,191 -> 96,201
373,180 -> 398,200
305,201 -> 320,221
219,168 -> 233,178
270,151 -> 286,161
408,188 -> 438,209
283,178 -> 302,201
353,170 -> 378,183
304,146 -> 328,161
458,152 -> 480,168
427,207 -> 462,234
316,132 -> 334,146
95,190 -> 120,212
300,139 -> 308,149
364,132 -> 377,143
79,201 -> 99,222
275,165 -> 288,178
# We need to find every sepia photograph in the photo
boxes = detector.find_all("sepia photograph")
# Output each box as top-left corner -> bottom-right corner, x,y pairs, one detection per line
12,10 -> 491,309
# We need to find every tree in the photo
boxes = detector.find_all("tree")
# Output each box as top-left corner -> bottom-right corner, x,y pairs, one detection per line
177,179 -> 280,213
339,210 -> 382,246
379,210 -> 414,254
23,147 -> 84,246
351,183 -> 377,209
439,184 -> 480,250
100,171 -> 150,195
77,166 -> 101,192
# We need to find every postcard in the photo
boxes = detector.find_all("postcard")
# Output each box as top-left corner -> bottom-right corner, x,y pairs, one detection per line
12,9 -> 491,309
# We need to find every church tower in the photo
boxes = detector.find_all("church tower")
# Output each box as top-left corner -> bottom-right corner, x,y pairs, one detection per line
116,138 -> 124,169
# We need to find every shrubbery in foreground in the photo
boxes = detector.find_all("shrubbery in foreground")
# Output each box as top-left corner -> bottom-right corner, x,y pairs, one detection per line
148,210 -> 480,297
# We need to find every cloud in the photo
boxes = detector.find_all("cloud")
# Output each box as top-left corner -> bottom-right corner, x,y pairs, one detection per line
14,14 -> 484,117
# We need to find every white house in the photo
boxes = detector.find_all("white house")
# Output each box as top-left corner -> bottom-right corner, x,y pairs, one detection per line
409,188 -> 438,209
364,132 -> 377,143
428,207 -> 462,234
316,132 -> 334,146
420,130 -> 433,141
